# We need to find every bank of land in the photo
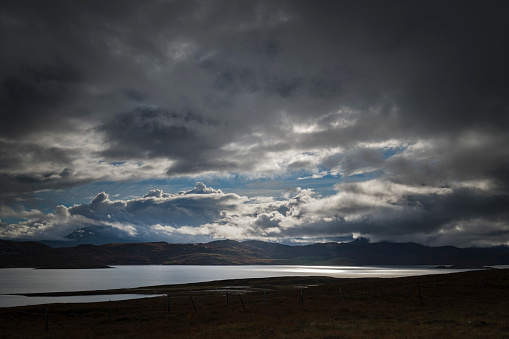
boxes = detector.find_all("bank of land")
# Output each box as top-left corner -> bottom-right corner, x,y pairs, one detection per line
2,269 -> 509,338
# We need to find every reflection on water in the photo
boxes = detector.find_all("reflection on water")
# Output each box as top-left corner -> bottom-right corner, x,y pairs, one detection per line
0,265 -> 482,308
0,294 -> 160,308
248,265 -> 467,278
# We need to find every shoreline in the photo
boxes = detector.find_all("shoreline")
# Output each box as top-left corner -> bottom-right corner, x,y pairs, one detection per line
8,267 -> 499,299
2,265 -> 498,309
2,269 -> 509,338
14,275 -> 345,298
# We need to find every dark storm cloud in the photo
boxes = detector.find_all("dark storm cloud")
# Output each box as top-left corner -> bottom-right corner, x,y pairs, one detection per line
2,0 -> 508,170
1,0 -> 509,246
0,139 -> 88,206
99,107 -> 217,159
0,139 -> 72,172
0,62 -> 81,137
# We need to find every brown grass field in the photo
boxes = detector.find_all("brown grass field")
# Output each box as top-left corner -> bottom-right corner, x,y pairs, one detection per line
2,269 -> 509,338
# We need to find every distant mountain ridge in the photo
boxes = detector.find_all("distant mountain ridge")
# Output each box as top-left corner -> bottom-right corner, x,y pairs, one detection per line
0,240 -> 110,268
1,238 -> 509,268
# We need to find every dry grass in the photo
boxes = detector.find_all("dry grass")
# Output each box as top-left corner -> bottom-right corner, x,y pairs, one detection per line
2,269 -> 509,338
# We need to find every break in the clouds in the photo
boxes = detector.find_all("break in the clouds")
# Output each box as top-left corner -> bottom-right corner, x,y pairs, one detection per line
1,0 -> 508,247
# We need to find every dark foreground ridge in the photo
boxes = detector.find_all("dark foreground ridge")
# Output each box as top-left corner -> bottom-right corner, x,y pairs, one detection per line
2,269 -> 509,338
2,238 -> 509,268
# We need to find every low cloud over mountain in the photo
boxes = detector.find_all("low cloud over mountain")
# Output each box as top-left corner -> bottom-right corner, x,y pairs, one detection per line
2,181 -> 507,248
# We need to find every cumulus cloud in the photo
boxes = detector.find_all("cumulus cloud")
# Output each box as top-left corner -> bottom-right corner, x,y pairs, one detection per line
0,1 -> 508,246
0,183 -> 246,242
2,181 -> 507,247
0,205 -> 96,241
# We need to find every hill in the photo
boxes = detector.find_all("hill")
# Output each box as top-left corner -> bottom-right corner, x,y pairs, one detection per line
1,238 -> 509,268
0,240 -> 109,268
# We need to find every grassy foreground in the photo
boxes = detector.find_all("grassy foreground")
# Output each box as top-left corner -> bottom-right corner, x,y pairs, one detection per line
2,269 -> 509,338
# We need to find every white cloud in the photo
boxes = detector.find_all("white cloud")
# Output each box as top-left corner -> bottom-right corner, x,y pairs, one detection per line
2,180 -> 508,247
0,1 -> 508,247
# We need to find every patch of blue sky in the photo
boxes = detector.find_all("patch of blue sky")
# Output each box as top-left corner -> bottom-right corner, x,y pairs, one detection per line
193,174 -> 340,198
1,216 -> 26,224
342,169 -> 384,183
97,160 -> 141,167
292,174 -> 342,196
382,145 -> 407,159
31,173 -> 348,212
30,165 -> 384,213
33,178 -> 190,208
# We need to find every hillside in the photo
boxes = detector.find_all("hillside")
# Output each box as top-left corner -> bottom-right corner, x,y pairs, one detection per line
1,238 -> 509,268
0,240 -> 109,268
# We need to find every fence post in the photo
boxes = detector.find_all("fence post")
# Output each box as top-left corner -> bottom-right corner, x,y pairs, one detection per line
226,292 -> 229,310
340,287 -> 342,302
109,300 -> 112,321
190,296 -> 197,313
45,307 -> 49,332
167,294 -> 170,313
238,295 -> 245,309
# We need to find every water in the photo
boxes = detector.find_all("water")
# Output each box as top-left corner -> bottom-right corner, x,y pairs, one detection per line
0,265 -> 480,308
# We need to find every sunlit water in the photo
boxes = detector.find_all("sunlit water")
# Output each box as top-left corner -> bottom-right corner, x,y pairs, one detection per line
0,265 -> 488,307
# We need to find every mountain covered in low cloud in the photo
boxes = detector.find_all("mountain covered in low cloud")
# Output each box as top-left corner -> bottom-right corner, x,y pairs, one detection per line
2,239 -> 509,268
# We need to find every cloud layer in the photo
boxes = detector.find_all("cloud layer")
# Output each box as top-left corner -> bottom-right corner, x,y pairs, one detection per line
2,181 -> 508,248
1,1 -> 508,246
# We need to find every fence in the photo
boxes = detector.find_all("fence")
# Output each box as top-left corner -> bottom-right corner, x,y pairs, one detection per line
21,269 -> 509,334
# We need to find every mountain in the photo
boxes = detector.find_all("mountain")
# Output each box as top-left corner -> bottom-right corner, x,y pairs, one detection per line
67,239 -> 272,266
0,240 -> 109,268
40,226 -> 134,247
245,238 -> 509,266
1,238 -> 509,268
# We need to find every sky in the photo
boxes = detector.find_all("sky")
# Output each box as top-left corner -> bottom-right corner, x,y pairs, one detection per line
1,0 -> 508,247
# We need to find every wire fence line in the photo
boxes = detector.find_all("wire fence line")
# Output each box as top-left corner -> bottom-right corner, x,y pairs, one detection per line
36,270 -> 507,334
